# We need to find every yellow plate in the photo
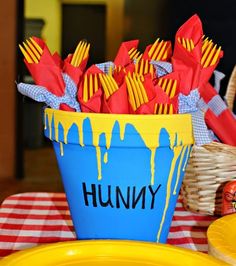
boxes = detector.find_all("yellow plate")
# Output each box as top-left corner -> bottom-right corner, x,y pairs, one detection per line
207,213 -> 236,265
0,240 -> 227,266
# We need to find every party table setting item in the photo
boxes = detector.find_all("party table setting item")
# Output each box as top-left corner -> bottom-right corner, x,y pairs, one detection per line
0,239 -> 228,266
16,14 -> 235,245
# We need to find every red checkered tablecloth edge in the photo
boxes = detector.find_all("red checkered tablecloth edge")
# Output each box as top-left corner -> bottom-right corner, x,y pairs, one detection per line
0,192 -> 216,258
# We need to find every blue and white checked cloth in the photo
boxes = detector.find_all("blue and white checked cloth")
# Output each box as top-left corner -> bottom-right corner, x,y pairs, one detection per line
17,74 -> 81,112
150,61 -> 172,78
178,89 -> 213,146
213,70 -> 225,93
96,61 -> 115,74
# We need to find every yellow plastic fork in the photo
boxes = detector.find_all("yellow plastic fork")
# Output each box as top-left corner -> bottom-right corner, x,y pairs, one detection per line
83,74 -> 99,102
128,48 -> 141,60
135,59 -> 153,77
19,37 -> 43,64
158,78 -> 177,98
201,36 -> 221,67
125,73 -> 148,111
155,103 -> 174,114
99,74 -> 118,99
71,41 -> 90,67
178,37 -> 194,52
148,38 -> 169,61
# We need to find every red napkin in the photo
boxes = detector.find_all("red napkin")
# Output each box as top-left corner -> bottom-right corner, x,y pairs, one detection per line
200,83 -> 236,145
101,81 -> 129,114
77,65 -> 103,113
24,38 -> 65,96
172,14 -> 203,95
114,40 -> 139,67
24,37 -> 75,111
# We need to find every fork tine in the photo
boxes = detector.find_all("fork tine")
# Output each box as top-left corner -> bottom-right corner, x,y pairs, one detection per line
89,74 -> 93,99
26,39 -> 41,60
169,104 -> 174,114
29,37 -> 43,54
149,63 -> 154,78
165,79 -> 173,96
210,46 -> 221,66
132,74 -> 144,106
182,38 -> 187,49
148,38 -> 159,58
202,39 -> 212,53
19,44 -> 33,63
136,74 -> 148,103
129,73 -> 141,107
156,42 -> 167,61
132,51 -> 141,60
158,104 -> 163,114
83,43 -> 90,59
190,39 -> 194,50
99,74 -> 110,99
139,59 -> 144,75
129,48 -> 138,59
163,104 -> 168,114
104,75 -> 115,94
203,44 -> 217,68
83,74 -> 88,102
71,41 -> 82,66
169,80 -> 177,98
144,60 -> 149,75
151,40 -> 163,60
23,42 -> 39,63
201,42 -> 214,66
161,78 -> 168,91
128,47 -> 135,55
186,38 -> 191,52
75,42 -> 86,66
158,78 -> 163,86
125,75 -> 136,110
108,75 -> 119,92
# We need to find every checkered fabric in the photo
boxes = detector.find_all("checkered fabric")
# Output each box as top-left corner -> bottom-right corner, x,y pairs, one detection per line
150,61 -> 173,77
0,192 -> 216,258
213,70 -> 225,94
207,95 -> 228,116
96,61 -> 115,74
178,89 -> 213,145
17,74 -> 81,112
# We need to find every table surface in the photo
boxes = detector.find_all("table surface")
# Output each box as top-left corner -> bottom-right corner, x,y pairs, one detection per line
0,192 -> 217,259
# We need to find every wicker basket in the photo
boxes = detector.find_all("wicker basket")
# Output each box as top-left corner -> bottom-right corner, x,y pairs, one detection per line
181,66 -> 236,215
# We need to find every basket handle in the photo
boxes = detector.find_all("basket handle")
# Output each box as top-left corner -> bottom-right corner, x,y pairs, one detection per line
225,65 -> 236,112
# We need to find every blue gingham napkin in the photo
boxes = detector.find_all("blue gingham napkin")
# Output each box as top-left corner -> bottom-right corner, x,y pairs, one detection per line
17,74 -> 81,112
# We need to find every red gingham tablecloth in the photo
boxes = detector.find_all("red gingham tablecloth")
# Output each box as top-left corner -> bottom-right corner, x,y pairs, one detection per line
0,192 -> 217,258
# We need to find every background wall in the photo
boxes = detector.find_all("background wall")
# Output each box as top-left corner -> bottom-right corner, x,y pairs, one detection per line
25,0 -> 62,54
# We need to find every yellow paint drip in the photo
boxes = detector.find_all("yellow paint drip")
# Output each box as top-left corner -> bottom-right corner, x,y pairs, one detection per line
104,152 -> 108,164
157,146 -> 183,242
60,142 -> 64,156
183,146 -> 191,171
96,146 -> 102,180
173,146 -> 187,195
44,112 -> 47,130
150,148 -> 156,185
119,120 -> 127,141
44,109 -> 193,184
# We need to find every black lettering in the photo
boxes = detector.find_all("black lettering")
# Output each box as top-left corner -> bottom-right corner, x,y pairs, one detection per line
148,184 -> 161,209
132,186 -> 146,209
82,182 -> 97,207
116,186 -> 130,209
98,185 -> 114,208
